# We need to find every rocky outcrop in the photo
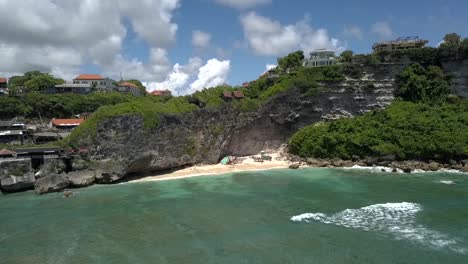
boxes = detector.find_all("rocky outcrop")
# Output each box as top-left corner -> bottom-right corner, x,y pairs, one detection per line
67,170 -> 98,187
35,158 -> 66,179
0,158 -> 34,192
34,173 -> 70,194
0,174 -> 35,192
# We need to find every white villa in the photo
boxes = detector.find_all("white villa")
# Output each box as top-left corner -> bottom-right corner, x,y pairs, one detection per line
303,49 -> 337,67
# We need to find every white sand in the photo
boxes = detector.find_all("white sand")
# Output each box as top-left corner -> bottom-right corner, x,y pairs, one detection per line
130,152 -> 291,183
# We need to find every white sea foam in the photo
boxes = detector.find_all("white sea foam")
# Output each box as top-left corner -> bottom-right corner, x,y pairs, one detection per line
291,202 -> 467,254
344,165 -> 403,173
438,180 -> 456,185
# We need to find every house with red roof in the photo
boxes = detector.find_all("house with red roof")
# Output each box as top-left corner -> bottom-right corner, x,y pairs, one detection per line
73,74 -> 116,92
118,82 -> 143,97
0,78 -> 8,96
150,90 -> 172,97
50,118 -> 84,131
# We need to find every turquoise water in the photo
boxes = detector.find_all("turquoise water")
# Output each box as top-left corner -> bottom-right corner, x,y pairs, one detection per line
1,168 -> 468,263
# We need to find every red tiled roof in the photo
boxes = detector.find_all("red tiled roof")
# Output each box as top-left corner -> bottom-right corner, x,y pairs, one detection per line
75,74 -> 105,80
151,90 -> 172,96
233,91 -> 245,98
51,119 -> 85,127
223,91 -> 233,98
0,148 -> 15,156
119,82 -> 139,88
0,78 -> 7,83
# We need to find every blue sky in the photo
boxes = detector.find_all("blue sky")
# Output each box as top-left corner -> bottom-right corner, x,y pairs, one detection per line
0,0 -> 467,94
167,0 -> 468,86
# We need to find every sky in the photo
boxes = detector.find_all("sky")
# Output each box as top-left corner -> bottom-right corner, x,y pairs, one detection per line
0,0 -> 467,95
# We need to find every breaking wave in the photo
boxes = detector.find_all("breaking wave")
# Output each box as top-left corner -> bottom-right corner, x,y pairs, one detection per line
291,202 -> 467,254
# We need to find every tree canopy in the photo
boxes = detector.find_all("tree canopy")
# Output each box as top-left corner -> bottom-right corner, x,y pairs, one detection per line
395,63 -> 451,103
277,51 -> 304,72
8,71 -> 64,93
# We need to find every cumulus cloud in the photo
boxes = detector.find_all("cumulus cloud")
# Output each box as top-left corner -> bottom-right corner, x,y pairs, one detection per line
214,0 -> 271,9
371,21 -> 393,39
0,0 -> 180,81
343,25 -> 364,40
192,30 -> 212,49
240,12 -> 343,56
144,58 -> 230,95
190,59 -> 231,92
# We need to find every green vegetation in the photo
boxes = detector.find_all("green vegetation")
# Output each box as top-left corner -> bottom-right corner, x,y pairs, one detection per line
277,50 -> 304,73
0,92 -> 159,119
395,64 -> 451,103
7,71 -> 65,94
289,99 -> 468,161
67,96 -> 197,146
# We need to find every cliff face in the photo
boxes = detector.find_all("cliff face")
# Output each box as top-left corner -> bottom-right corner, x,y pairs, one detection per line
23,59 -> 468,191
87,62 -> 414,181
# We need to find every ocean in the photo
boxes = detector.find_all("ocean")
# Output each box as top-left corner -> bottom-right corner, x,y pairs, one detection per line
1,168 -> 467,263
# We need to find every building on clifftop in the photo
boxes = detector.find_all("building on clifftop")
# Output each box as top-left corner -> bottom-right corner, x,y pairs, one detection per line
372,36 -> 429,53
73,74 -> 116,93
0,78 -> 8,96
303,49 -> 337,67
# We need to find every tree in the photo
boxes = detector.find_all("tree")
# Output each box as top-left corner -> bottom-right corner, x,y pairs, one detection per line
340,50 -> 354,63
277,51 -> 304,73
395,63 -> 451,103
7,71 -> 64,93
442,33 -> 462,46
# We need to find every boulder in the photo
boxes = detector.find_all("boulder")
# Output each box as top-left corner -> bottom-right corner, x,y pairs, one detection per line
402,167 -> 412,173
461,165 -> 468,173
34,173 -> 70,194
330,158 -> 344,167
71,156 -> 89,171
36,158 -> 66,179
0,158 -> 33,181
0,173 -> 35,192
67,170 -> 97,187
428,162 -> 441,172
289,163 -> 300,169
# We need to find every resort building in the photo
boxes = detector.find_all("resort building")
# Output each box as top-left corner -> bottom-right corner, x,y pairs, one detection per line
222,91 -> 245,101
73,74 -> 116,92
303,49 -> 337,67
372,36 -> 429,53
47,83 -> 92,95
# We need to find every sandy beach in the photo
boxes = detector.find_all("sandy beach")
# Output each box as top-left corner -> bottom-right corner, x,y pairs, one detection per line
130,152 -> 291,183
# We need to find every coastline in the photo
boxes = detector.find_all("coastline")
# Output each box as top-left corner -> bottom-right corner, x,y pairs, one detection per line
130,155 -> 291,183
128,157 -> 468,184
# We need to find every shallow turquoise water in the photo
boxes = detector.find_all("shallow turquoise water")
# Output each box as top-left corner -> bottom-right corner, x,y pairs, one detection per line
1,168 -> 468,263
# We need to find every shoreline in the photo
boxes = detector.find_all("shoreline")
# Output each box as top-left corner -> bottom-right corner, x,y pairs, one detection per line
127,161 -> 467,185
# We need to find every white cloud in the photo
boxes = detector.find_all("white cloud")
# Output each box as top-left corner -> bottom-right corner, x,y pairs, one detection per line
214,0 -> 271,9
190,59 -> 231,93
0,0 -> 180,81
343,25 -> 364,40
144,58 -> 230,95
240,12 -> 344,56
371,21 -> 393,39
265,64 -> 277,71
192,30 -> 212,49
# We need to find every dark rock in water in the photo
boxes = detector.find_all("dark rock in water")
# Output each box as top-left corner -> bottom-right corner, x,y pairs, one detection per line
365,157 -> 379,166
289,163 -> 300,169
402,167 -> 412,173
35,173 -> 70,194
449,159 -> 457,166
63,190 -> 74,198
451,164 -> 463,170
351,155 -> 360,162
67,170 -> 97,187
392,168 -> 398,173
0,173 -> 35,192
461,160 -> 468,166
